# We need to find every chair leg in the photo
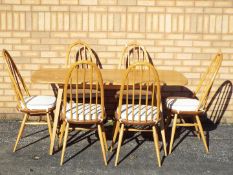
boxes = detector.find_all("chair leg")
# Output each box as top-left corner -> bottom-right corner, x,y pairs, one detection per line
195,115 -> 209,153
152,126 -> 161,167
169,113 -> 178,154
114,123 -> 124,167
194,117 -> 201,139
101,124 -> 108,152
13,114 -> 28,152
60,123 -> 69,166
110,120 -> 120,152
97,124 -> 107,166
59,120 -> 67,148
46,113 -> 52,141
160,119 -> 167,156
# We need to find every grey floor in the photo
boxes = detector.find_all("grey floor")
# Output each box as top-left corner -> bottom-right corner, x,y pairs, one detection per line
0,120 -> 232,175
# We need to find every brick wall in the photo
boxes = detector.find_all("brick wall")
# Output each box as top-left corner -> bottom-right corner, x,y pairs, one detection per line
0,0 -> 233,123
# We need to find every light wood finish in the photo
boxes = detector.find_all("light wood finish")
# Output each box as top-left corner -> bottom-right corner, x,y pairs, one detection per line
66,40 -> 101,67
114,123 -> 124,166
58,120 -> 67,147
194,118 -> 201,139
118,41 -> 151,69
168,53 -> 223,154
60,122 -> 69,166
32,68 -> 188,87
2,49 -> 55,152
152,126 -> 161,167
31,64 -> 187,155
169,114 -> 177,154
195,115 -> 209,152
101,124 -> 108,152
59,61 -> 107,166
49,88 -> 63,155
160,118 -> 168,156
97,124 -> 107,165
65,40 -> 102,98
13,114 -> 28,152
114,62 -> 165,167
110,120 -> 120,152
46,113 -> 52,140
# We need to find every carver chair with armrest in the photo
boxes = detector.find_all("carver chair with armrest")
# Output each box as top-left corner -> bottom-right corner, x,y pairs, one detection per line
2,49 -> 56,152
112,62 -> 166,167
166,53 -> 223,154
59,61 -> 107,166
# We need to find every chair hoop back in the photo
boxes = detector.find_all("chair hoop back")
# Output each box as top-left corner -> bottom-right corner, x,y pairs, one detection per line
118,41 -> 151,69
2,49 -> 30,110
117,62 -> 161,124
195,53 -> 223,110
66,40 -> 100,67
63,60 -> 105,122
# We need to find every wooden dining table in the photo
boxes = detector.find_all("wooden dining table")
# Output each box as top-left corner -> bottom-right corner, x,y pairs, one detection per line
31,68 -> 188,155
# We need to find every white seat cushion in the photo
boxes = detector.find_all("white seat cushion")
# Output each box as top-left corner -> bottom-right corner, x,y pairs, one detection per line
119,104 -> 158,122
66,103 -> 102,121
166,97 -> 200,112
22,96 -> 56,110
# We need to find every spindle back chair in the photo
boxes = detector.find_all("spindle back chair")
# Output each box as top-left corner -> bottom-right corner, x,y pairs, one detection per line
59,60 -> 107,166
2,49 -> 55,152
118,41 -> 152,69
167,53 -> 223,154
113,62 -> 167,167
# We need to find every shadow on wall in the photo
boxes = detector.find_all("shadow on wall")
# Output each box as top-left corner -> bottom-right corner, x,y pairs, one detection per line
204,80 -> 233,129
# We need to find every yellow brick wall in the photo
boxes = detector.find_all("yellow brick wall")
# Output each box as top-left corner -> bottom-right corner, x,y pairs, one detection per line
0,0 -> 233,123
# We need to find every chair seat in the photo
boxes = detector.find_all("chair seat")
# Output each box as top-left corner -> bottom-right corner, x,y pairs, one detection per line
118,104 -> 158,122
66,103 -> 102,121
22,96 -> 56,110
166,97 -> 200,112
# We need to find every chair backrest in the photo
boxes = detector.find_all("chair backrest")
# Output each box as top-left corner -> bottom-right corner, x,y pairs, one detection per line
66,40 -> 101,68
194,53 -> 223,110
117,62 -> 161,123
2,49 -> 30,110
118,41 -> 152,69
62,60 -> 105,122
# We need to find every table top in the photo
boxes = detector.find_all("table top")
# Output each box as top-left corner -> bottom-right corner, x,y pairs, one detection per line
31,68 -> 188,87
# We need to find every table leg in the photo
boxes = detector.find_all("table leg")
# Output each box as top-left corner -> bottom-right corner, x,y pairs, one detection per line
49,88 -> 63,155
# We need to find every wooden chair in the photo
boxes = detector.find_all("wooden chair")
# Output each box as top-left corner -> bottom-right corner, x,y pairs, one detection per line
59,60 -> 107,166
66,40 -> 102,68
65,40 -> 102,98
118,41 -> 152,69
166,53 -> 223,154
116,41 -> 153,98
2,49 -> 56,152
112,62 -> 167,167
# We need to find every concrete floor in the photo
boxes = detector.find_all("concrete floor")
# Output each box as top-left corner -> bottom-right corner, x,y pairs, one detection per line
0,120 -> 232,175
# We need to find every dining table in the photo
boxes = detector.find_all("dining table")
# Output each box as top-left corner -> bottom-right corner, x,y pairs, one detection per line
31,68 -> 188,155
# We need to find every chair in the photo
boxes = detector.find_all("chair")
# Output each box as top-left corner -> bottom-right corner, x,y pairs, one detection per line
118,41 -> 152,69
115,41 -> 153,98
66,40 -> 102,68
65,40 -> 102,98
166,53 -> 223,154
59,60 -> 107,166
112,62 -> 167,167
2,49 -> 56,152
